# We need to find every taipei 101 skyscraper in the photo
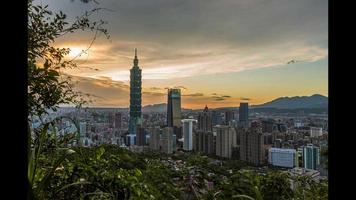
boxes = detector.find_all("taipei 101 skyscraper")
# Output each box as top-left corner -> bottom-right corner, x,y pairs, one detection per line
129,48 -> 142,136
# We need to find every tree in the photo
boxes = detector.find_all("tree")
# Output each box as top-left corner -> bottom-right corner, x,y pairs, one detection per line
27,0 -> 109,198
28,0 -> 109,118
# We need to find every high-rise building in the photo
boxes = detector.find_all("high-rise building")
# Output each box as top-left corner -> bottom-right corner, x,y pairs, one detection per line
114,112 -> 122,135
215,125 -> 237,158
129,49 -> 142,136
225,111 -> 235,125
194,106 -> 215,154
136,127 -> 147,146
108,113 -> 115,128
302,144 -> 320,170
148,127 -> 161,151
240,127 -> 264,166
212,110 -> 223,126
269,148 -> 298,168
239,103 -> 249,128
182,118 -> 197,151
310,127 -> 323,138
198,105 -> 213,132
160,127 -> 174,154
167,89 -> 182,127
167,88 -> 182,138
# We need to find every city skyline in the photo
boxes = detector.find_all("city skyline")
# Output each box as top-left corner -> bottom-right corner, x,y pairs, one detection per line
37,0 -> 328,109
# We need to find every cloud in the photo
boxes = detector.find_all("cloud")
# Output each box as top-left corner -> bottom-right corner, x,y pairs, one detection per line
240,97 -> 251,101
213,97 -> 227,101
210,93 -> 232,101
182,93 -> 204,97
44,0 -> 327,81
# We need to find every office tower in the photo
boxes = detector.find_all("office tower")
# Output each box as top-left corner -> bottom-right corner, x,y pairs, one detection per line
129,49 -> 142,136
136,127 -> 147,146
198,105 -> 213,131
269,148 -> 298,168
310,127 -> 323,138
114,112 -> 122,135
167,88 -> 182,138
239,102 -> 249,128
215,125 -> 237,158
194,105 -> 215,154
108,113 -> 115,128
302,144 -> 320,170
167,89 -> 182,127
148,127 -> 161,151
212,110 -> 223,126
225,111 -> 235,125
160,127 -> 174,154
240,127 -> 264,166
182,118 -> 197,151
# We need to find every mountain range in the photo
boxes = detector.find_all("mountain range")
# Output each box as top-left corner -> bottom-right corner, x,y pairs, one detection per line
60,94 -> 327,113
254,94 -> 328,109
142,94 -> 328,112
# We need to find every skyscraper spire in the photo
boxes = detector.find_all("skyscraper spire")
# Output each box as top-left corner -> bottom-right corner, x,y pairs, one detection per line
133,48 -> 139,66
204,105 -> 209,112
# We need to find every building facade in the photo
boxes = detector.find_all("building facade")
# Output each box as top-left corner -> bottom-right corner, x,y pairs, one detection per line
160,127 -> 174,154
268,148 -> 298,168
215,125 -> 237,158
136,127 -> 147,146
239,102 -> 249,128
182,118 -> 197,151
114,112 -> 122,136
167,88 -> 182,138
310,127 -> 323,138
240,127 -> 264,166
225,111 -> 235,125
148,127 -> 161,151
129,49 -> 142,136
302,144 -> 320,170
194,106 -> 215,154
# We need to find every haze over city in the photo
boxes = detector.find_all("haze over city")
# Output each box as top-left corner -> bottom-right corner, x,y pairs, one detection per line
37,0 -> 328,109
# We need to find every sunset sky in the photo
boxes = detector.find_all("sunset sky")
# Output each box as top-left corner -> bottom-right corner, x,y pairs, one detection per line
35,0 -> 328,109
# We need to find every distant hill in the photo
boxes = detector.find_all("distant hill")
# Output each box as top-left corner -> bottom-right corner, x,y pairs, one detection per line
142,103 -> 192,113
255,94 -> 328,109
142,103 -> 167,113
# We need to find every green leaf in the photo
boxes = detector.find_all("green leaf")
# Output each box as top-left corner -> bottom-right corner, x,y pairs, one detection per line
96,147 -> 105,160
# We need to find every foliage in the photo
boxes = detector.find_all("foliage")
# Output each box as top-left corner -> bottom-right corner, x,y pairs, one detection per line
28,0 -> 109,198
28,0 -> 109,118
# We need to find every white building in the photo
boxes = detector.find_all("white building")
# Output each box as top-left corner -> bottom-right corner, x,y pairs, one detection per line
268,148 -> 298,168
310,127 -> 323,137
181,118 -> 197,151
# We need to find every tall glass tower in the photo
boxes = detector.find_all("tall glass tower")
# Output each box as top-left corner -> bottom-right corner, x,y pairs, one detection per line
129,49 -> 142,136
167,88 -> 182,139
167,88 -> 181,128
